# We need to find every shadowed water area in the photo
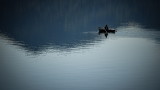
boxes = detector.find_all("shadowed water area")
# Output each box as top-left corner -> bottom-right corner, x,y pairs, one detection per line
0,0 -> 160,90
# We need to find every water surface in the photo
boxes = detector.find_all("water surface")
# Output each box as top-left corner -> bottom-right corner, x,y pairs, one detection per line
1,24 -> 160,90
0,0 -> 160,90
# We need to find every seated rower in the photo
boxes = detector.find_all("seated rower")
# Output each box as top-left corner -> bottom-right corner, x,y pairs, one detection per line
105,24 -> 117,33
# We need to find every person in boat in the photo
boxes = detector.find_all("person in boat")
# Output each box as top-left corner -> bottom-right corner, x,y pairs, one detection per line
104,24 -> 117,33
105,24 -> 109,31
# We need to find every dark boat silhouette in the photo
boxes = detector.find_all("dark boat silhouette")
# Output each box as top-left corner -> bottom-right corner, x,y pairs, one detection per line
107,29 -> 117,33
98,27 -> 117,34
98,28 -> 107,34
98,27 -> 108,38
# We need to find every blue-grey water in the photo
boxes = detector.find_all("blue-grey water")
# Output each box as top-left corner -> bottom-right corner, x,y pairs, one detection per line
0,0 -> 160,90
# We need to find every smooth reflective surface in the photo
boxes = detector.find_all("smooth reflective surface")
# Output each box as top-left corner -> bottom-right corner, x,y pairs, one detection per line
1,25 -> 160,90
0,0 -> 160,90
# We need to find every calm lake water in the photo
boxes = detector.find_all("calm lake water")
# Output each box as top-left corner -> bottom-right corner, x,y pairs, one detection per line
0,0 -> 160,90
1,24 -> 160,90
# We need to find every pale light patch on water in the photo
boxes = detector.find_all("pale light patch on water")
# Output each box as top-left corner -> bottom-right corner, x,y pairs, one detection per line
0,27 -> 160,90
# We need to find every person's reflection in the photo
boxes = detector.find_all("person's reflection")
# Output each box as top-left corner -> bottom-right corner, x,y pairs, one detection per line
98,33 -> 108,38
98,27 -> 108,38
105,33 -> 108,38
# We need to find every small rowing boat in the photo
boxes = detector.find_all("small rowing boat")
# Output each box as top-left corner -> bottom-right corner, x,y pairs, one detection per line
98,28 -> 117,34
